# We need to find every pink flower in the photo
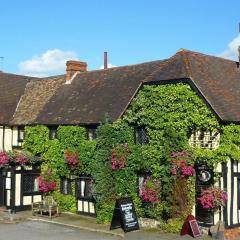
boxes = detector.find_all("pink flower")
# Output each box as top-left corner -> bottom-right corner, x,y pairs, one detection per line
140,177 -> 160,203
0,152 -> 9,166
170,152 -> 177,158
181,166 -> 195,176
111,144 -> 129,170
15,154 -> 28,165
38,176 -> 56,193
199,187 -> 228,209
64,151 -> 79,170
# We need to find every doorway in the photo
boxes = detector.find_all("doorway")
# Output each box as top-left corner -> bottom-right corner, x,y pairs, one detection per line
195,164 -> 214,226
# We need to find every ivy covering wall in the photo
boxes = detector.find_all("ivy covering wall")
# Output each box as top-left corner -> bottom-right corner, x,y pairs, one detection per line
23,83 -> 240,232
24,125 -> 96,212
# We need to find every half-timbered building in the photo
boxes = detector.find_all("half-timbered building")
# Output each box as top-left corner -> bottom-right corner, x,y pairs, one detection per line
0,49 -> 240,227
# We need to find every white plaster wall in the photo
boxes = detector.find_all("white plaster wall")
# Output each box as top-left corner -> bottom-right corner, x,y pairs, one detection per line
0,126 -> 3,151
89,202 -> 95,213
15,174 -> 21,206
33,195 -> 42,203
12,127 -> 18,147
233,176 -> 238,224
83,201 -> 88,212
78,200 -> 83,211
23,196 -> 32,205
6,190 -> 10,206
227,160 -> 231,225
4,127 -> 12,151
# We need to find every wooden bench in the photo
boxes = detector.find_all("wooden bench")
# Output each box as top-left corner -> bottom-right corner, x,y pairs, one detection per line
32,196 -> 59,218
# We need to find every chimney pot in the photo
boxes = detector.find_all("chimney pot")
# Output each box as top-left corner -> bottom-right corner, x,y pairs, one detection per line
66,60 -> 87,81
104,52 -> 108,69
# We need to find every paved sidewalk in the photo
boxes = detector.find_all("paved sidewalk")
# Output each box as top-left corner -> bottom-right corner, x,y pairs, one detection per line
0,210 -> 212,239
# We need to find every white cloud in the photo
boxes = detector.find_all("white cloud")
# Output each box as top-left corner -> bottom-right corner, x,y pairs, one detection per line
99,63 -> 117,69
219,34 -> 240,60
18,49 -> 78,77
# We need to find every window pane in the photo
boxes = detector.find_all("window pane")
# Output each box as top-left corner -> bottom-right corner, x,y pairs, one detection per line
88,129 -> 97,140
23,174 -> 39,193
135,127 -> 148,144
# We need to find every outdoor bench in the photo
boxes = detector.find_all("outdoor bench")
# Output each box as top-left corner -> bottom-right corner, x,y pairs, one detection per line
32,196 -> 59,218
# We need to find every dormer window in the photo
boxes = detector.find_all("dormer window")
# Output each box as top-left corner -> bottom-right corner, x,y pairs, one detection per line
135,127 -> 148,145
49,126 -> 58,140
87,128 -> 97,140
18,126 -> 25,142
189,130 -> 220,149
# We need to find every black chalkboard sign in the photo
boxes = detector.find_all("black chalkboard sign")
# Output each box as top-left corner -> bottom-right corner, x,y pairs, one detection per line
110,197 -> 139,232
189,219 -> 201,237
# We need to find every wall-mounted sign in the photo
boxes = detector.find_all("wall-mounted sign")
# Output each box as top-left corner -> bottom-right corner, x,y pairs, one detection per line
110,197 -> 139,232
196,165 -> 213,185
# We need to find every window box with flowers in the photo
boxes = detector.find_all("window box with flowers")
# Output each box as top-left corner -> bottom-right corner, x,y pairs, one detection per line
0,151 -> 41,168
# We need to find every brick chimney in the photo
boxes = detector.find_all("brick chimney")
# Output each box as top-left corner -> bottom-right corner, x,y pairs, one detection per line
66,60 -> 87,82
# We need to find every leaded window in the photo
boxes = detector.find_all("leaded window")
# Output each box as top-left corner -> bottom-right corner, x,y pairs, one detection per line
135,127 -> 148,144
60,178 -> 72,195
76,177 -> 94,199
189,130 -> 220,149
49,126 -> 58,140
87,128 -> 97,140
18,126 -> 25,142
23,174 -> 39,193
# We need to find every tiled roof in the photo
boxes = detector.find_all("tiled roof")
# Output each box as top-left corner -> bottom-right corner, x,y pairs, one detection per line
33,60 -> 167,125
3,49 -> 240,125
145,49 -> 240,122
11,75 -> 66,125
0,72 -> 36,124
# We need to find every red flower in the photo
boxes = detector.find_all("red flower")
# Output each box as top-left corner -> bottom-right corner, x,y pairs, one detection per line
64,151 -> 79,170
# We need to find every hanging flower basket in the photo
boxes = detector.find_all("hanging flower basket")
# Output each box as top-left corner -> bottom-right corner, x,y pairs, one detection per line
170,150 -> 195,177
111,143 -> 130,170
64,150 -> 80,170
140,177 -> 160,203
199,186 -> 228,210
0,152 -> 10,167
37,169 -> 57,193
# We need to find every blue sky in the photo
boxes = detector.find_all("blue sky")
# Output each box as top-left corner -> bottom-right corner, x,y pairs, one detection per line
1,0 -> 240,76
